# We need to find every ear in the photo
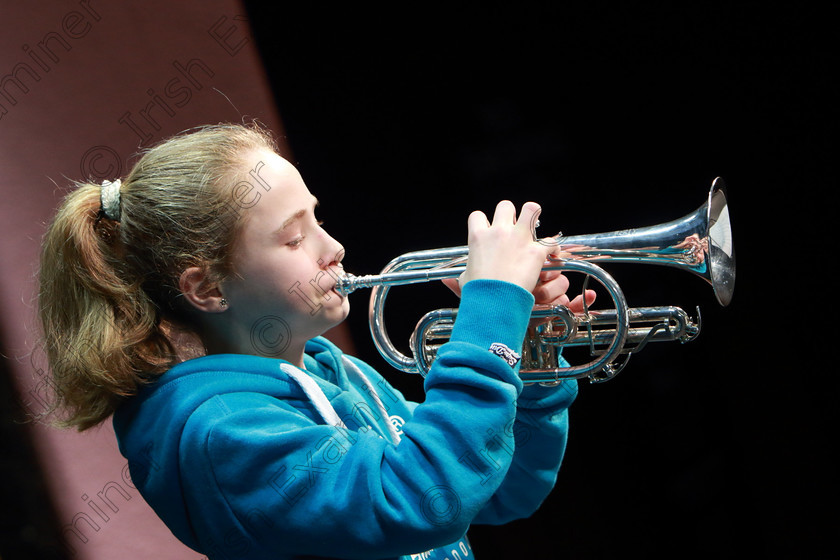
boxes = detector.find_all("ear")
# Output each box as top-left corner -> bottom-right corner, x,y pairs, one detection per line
179,266 -> 226,313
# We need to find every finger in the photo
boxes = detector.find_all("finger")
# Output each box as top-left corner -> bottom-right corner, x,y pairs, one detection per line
441,277 -> 462,298
532,272 -> 571,304
538,268 -> 562,283
540,236 -> 563,249
467,210 -> 490,239
516,201 -> 542,234
566,289 -> 598,313
547,245 -> 571,259
491,200 -> 517,225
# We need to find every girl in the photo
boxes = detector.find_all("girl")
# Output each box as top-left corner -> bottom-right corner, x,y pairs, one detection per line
38,123 -> 587,559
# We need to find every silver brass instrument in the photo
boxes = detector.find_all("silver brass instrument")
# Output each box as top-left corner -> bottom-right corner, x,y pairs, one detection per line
337,178 -> 734,384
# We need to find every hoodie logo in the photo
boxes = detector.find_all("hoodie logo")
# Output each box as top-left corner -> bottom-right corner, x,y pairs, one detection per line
389,415 -> 405,435
489,342 -> 520,367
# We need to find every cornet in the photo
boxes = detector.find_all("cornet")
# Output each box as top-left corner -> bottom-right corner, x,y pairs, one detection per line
337,178 -> 734,384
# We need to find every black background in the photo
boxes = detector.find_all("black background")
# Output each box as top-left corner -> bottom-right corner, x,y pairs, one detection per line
242,4 -> 837,558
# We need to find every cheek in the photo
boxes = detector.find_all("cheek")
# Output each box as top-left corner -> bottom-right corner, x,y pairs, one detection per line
263,259 -> 328,313
225,256 -> 298,305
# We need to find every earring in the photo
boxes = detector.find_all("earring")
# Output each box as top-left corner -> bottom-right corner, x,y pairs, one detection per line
220,298 -> 228,309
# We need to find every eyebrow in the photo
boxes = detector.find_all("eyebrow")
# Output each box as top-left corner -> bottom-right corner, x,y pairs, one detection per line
279,197 -> 320,231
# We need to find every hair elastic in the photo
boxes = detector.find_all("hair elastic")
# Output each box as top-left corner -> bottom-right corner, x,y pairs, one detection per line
100,179 -> 122,221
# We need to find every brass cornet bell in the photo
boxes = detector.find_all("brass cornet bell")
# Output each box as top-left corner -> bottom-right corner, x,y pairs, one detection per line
337,178 -> 734,384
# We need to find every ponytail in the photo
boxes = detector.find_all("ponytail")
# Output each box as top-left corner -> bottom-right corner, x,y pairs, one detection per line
38,182 -> 173,430
37,122 -> 278,430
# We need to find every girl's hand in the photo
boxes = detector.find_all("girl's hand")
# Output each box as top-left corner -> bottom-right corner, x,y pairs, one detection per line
443,263 -> 597,311
442,206 -> 597,311
457,201 -> 551,292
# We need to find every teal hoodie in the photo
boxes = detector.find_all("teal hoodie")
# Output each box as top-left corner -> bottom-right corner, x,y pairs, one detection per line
113,280 -> 577,559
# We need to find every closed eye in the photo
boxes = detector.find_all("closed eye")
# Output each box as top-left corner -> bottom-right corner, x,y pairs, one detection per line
286,219 -> 324,248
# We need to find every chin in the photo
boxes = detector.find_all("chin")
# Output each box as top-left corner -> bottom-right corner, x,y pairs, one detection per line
319,298 -> 351,332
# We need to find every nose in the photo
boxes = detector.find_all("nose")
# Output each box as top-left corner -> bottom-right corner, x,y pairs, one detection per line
319,229 -> 345,272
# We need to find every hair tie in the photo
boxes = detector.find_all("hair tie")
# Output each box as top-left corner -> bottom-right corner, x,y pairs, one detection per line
100,179 -> 122,221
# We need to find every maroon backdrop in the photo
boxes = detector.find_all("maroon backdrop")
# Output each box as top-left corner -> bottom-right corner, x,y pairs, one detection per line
0,2 -> 350,558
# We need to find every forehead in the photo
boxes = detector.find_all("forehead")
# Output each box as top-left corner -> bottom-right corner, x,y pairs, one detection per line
246,149 -> 311,195
233,149 -> 314,223
244,149 -> 301,188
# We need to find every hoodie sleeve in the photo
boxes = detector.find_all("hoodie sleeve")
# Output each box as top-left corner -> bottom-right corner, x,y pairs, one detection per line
178,279 -> 537,559
471,378 -> 577,524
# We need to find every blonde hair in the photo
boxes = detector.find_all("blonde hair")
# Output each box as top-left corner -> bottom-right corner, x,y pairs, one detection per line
37,123 -> 278,430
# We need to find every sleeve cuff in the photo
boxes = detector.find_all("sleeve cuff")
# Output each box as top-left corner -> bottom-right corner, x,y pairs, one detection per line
449,279 -> 535,370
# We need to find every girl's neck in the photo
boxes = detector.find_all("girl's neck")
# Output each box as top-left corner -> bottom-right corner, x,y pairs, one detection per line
160,320 -> 207,363
201,326 -> 308,368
